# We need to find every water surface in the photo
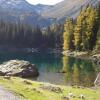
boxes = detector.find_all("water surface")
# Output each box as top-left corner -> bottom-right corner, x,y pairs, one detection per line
0,52 -> 99,87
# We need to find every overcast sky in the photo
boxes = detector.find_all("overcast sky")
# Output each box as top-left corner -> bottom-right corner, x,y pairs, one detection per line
26,0 -> 64,5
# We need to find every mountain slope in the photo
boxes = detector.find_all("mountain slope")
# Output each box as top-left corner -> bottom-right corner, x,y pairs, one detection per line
34,4 -> 53,14
0,0 -> 35,13
0,0 -> 51,27
0,0 -> 99,27
0,0 -> 52,14
42,0 -> 100,20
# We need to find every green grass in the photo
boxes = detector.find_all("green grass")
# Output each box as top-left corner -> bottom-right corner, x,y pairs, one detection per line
0,76 -> 100,100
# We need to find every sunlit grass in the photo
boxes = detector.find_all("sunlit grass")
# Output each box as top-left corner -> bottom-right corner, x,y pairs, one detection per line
0,76 -> 100,100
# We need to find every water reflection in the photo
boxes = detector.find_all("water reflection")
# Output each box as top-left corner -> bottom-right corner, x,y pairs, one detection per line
0,52 -> 99,87
62,56 -> 98,87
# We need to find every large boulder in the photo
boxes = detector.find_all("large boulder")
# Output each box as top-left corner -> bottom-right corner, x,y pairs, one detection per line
0,60 -> 39,78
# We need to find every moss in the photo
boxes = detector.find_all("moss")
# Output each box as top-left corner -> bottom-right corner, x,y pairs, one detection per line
0,76 -> 100,100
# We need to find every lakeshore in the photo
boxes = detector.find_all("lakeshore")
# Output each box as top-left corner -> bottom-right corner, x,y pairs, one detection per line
0,76 -> 100,100
0,51 -> 99,100
62,50 -> 100,65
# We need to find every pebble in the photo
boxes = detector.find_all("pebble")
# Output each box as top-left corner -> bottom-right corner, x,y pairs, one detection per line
62,96 -> 70,100
68,92 -> 74,97
80,94 -> 85,99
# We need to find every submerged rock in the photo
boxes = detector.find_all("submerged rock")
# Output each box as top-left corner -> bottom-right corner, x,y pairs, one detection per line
0,60 -> 39,78
91,54 -> 100,65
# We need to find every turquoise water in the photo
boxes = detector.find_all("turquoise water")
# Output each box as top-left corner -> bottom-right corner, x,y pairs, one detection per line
0,52 -> 99,87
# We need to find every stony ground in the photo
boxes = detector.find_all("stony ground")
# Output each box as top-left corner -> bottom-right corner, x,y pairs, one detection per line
0,86 -> 23,100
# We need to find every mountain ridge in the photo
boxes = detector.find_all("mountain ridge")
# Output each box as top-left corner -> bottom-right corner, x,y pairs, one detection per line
0,0 -> 52,27
42,0 -> 100,20
0,0 -> 99,27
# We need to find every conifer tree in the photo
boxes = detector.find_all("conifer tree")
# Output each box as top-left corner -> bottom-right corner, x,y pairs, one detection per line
74,15 -> 83,51
85,6 -> 98,50
63,18 -> 74,51
96,27 -> 100,50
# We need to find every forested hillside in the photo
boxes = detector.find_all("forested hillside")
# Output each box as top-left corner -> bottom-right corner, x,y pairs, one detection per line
0,3 -> 100,52
63,5 -> 100,52
0,21 -> 63,48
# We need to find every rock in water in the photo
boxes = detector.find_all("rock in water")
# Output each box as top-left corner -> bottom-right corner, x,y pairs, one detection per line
0,60 -> 39,78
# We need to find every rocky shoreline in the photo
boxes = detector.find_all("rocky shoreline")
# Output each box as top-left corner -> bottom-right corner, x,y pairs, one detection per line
62,51 -> 100,65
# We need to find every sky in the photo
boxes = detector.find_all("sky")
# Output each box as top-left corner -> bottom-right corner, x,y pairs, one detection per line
26,0 -> 64,5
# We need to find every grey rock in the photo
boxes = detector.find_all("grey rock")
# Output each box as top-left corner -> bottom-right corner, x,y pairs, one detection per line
79,94 -> 85,100
23,80 -> 32,85
0,60 -> 39,78
3,76 -> 11,80
62,96 -> 70,100
40,85 -> 62,93
94,73 -> 100,87
91,54 -> 100,65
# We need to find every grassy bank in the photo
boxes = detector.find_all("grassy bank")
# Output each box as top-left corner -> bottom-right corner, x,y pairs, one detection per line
0,77 -> 100,100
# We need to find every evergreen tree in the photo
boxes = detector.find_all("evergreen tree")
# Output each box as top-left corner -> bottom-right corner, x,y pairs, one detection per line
85,6 -> 98,50
74,15 -> 83,51
74,6 -> 99,51
63,18 -> 74,51
96,27 -> 100,50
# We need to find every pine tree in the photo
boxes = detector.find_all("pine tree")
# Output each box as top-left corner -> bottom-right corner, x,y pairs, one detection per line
63,5 -> 100,52
74,15 -> 83,51
74,6 -> 98,51
63,18 -> 74,51
96,27 -> 100,50
95,4 -> 100,51
85,6 -> 98,50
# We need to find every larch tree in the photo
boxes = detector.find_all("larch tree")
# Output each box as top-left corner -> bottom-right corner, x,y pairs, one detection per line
74,14 -> 83,51
63,18 -> 74,51
84,6 -> 98,50
96,27 -> 100,50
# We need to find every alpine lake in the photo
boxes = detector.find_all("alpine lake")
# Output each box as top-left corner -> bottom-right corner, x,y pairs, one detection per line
0,51 -> 100,87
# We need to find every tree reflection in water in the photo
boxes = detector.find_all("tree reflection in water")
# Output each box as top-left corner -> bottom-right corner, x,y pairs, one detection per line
62,56 -> 98,87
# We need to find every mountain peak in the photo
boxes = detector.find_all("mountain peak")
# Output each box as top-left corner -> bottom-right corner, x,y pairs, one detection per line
0,0 -> 99,27
0,0 -> 35,12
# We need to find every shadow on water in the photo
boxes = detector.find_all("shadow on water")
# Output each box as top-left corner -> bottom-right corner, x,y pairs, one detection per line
0,52 -> 99,87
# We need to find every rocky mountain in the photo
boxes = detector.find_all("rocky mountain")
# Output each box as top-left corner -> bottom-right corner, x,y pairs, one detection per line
34,4 -> 53,14
0,0 -> 99,27
0,0 -> 35,12
0,0 -> 52,27
42,0 -> 100,20
0,0 -> 52,13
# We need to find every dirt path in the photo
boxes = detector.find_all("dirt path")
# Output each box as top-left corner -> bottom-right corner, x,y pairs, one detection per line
0,86 -> 24,100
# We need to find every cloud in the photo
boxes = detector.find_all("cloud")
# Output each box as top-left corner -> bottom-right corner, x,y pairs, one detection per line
26,0 -> 63,5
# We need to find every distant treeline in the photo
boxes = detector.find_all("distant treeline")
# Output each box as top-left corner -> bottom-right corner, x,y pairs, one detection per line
0,21 -> 63,49
0,4 -> 100,51
63,4 -> 100,51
